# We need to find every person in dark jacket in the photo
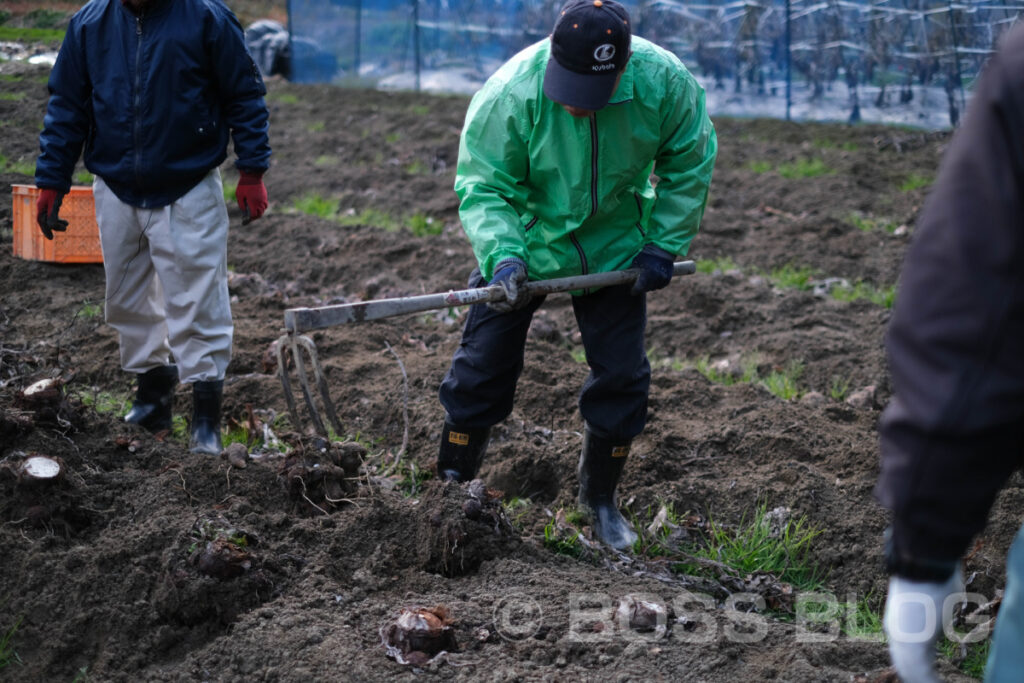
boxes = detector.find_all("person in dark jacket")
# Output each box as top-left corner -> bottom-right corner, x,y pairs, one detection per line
877,23 -> 1024,683
34,0 -> 271,455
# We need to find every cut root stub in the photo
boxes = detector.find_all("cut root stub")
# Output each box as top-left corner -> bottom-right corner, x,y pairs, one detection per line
19,454 -> 65,485
380,606 -> 457,666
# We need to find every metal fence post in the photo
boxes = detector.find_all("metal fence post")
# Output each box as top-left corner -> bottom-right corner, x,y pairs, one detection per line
413,0 -> 422,91
785,0 -> 792,121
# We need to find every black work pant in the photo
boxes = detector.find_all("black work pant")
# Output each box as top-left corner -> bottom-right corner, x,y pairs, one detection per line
439,270 -> 651,441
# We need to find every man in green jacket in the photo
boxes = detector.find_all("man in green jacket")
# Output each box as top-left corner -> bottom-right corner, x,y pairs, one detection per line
437,0 -> 717,550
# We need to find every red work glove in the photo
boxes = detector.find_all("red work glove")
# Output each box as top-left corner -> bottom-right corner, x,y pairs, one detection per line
236,171 -> 268,224
36,188 -> 69,240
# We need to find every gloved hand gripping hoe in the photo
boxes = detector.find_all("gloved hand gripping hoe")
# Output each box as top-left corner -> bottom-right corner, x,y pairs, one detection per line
276,261 -> 696,436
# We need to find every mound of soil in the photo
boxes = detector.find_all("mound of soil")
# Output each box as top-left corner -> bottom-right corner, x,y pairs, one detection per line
1,46 -> 1012,682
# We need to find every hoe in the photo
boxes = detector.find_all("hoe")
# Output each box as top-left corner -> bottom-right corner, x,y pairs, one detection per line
276,260 -> 696,436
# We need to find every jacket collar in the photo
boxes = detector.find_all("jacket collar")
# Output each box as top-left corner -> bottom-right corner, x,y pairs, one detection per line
607,59 -> 634,105
119,0 -> 173,19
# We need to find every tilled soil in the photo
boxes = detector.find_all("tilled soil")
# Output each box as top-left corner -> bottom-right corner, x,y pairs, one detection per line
0,52 -> 1012,682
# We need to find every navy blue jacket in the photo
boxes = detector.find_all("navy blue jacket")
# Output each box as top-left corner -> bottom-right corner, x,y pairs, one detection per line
876,24 -> 1024,570
36,0 -> 271,208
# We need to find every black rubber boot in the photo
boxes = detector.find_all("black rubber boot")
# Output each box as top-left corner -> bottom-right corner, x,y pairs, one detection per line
124,365 -> 178,433
437,422 -> 491,482
189,380 -> 223,455
578,426 -> 638,550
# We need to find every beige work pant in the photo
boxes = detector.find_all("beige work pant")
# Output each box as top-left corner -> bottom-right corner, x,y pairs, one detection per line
93,169 -> 232,383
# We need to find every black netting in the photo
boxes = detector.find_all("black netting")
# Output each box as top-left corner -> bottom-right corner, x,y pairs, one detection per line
274,0 -> 1023,129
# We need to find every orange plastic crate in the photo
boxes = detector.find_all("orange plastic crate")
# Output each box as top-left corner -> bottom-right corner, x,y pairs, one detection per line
12,184 -> 103,264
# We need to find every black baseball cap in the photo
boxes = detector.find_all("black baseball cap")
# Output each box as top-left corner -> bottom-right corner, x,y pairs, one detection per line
543,0 -> 631,111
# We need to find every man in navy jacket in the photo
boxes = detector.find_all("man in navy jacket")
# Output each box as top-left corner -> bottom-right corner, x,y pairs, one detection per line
35,0 -> 271,455
877,23 -> 1024,682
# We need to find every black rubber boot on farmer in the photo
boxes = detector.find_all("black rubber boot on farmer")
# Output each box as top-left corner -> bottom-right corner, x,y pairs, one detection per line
190,380 -> 223,455
124,365 -> 178,433
578,426 -> 638,550
437,422 -> 491,482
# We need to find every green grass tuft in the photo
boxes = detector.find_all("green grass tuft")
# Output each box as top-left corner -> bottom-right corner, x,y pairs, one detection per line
778,158 -> 833,179
760,361 -> 804,400
0,615 -> 23,670
337,207 -> 399,231
767,264 -> 819,291
831,281 -> 896,309
693,354 -> 760,386
696,256 -> 739,274
542,513 -> 587,559
702,504 -> 824,590
0,153 -> 36,177
939,636 -> 991,679
407,212 -> 441,236
267,92 -> 299,105
900,173 -> 933,192
293,193 -> 339,219
0,26 -> 65,42
829,375 -> 851,401
74,388 -> 129,415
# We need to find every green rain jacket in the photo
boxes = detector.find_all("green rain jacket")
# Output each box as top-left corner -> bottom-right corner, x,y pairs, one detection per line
455,36 -> 717,283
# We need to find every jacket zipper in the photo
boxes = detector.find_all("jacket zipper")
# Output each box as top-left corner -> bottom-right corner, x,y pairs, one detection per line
588,113 -> 598,218
133,16 -> 143,197
634,192 -> 646,237
569,112 -> 599,291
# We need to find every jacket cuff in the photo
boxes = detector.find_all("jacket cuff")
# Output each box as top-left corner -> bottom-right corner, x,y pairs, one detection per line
883,527 -> 959,582
493,257 -> 528,275
640,244 -> 676,260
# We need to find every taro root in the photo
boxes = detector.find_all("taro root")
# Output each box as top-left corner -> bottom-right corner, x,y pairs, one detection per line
328,441 -> 366,476
193,537 -> 254,579
380,606 -> 457,666
16,377 -> 72,424
223,442 -> 249,469
21,377 -> 62,401
280,444 -> 362,514
616,595 -> 672,638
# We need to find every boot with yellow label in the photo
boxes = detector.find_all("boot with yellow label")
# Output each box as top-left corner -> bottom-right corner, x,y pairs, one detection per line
578,425 -> 638,550
437,422 -> 491,482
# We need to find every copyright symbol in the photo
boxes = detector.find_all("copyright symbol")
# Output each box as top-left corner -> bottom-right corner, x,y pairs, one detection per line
492,593 -> 543,641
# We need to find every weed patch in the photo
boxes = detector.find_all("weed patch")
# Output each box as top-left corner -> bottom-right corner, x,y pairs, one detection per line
766,263 -> 818,291
293,192 -> 340,219
760,361 -> 804,400
696,256 -> 739,274
778,158 -> 833,179
831,281 -> 896,308
0,615 -> 23,670
900,172 -> 932,192
0,26 -> 64,42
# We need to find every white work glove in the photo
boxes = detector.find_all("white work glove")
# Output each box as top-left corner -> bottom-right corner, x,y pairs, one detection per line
883,569 -> 963,683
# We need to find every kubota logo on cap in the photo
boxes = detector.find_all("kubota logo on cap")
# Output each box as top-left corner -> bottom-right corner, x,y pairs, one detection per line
594,43 -> 616,62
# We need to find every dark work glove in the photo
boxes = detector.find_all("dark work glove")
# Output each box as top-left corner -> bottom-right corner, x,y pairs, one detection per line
36,188 -> 69,240
236,170 -> 268,224
630,245 -> 675,295
488,258 -> 531,313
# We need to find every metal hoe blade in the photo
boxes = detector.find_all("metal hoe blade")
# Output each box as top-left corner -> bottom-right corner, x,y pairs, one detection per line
276,260 -> 696,435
